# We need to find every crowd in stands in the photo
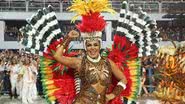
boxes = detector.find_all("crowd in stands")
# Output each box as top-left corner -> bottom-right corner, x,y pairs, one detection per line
4,26 -> 21,41
158,27 -> 185,41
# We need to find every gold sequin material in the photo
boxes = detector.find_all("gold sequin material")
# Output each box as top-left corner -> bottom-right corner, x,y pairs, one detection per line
73,57 -> 112,104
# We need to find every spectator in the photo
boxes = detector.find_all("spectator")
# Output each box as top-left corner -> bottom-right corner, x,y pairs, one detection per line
30,59 -> 38,100
158,27 -> 185,41
0,59 -> 5,95
3,60 -> 11,98
21,58 -> 34,104
9,58 -> 20,99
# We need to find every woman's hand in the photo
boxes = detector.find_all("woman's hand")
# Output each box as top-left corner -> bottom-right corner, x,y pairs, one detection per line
55,30 -> 79,49
68,30 -> 79,39
106,93 -> 116,103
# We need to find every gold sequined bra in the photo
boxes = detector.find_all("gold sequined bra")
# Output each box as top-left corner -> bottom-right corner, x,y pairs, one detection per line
73,57 -> 112,104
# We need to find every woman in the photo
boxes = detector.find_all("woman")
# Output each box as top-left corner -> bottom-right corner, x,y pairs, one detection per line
19,1 -> 160,104
30,60 -> 38,100
9,59 -> 20,99
54,30 -> 127,104
0,59 -> 5,95
21,58 -> 35,104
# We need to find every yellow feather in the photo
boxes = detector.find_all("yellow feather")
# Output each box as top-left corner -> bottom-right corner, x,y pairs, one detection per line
46,85 -> 57,90
68,0 -> 116,22
45,80 -> 54,85
48,96 -> 56,101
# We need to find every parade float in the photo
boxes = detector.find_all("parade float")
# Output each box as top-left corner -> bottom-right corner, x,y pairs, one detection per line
154,41 -> 185,103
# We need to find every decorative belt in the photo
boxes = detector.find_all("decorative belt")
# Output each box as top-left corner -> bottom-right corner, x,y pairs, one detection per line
84,86 -> 105,104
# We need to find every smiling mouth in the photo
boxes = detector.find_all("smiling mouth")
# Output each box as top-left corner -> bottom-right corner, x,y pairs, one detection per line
90,51 -> 97,55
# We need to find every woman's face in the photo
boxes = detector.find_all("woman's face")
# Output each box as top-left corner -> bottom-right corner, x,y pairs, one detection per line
86,40 -> 100,59
12,59 -> 17,65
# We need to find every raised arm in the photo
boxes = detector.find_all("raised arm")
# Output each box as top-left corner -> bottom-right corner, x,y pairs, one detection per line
53,30 -> 82,70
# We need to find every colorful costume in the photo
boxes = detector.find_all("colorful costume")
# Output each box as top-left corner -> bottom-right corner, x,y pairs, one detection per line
19,0 -> 160,104
74,57 -> 112,104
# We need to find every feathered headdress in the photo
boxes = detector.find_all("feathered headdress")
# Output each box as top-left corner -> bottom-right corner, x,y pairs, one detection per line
68,0 -> 116,40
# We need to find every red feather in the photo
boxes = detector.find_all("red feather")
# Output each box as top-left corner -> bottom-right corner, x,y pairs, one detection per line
108,35 -> 138,104
41,37 -> 79,104
77,12 -> 106,32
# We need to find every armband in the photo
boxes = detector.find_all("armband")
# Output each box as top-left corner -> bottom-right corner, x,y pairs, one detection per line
112,81 -> 126,96
56,35 -> 72,49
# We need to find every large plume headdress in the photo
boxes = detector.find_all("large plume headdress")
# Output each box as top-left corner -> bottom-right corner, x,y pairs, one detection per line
68,0 -> 116,41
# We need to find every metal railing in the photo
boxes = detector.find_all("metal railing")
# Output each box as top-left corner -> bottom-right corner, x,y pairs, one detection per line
161,1 -> 185,13
28,1 -> 61,11
0,1 -> 26,12
0,1 -> 185,13
129,1 -> 159,13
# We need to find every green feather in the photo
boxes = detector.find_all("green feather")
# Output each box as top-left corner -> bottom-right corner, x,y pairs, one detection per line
53,66 -> 60,71
68,45 -> 73,53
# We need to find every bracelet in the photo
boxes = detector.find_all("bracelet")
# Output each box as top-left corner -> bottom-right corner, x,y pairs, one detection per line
112,81 -> 127,96
117,81 -> 126,90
